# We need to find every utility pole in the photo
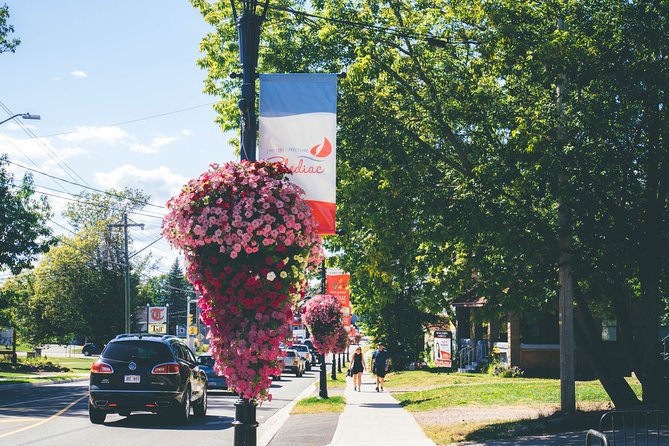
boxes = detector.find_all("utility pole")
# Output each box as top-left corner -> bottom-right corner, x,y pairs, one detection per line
109,214 -> 144,334
557,16 -> 575,414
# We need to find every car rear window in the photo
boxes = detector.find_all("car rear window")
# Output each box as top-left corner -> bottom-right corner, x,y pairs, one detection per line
103,341 -> 173,362
286,351 -> 296,357
199,356 -> 215,366
293,345 -> 307,351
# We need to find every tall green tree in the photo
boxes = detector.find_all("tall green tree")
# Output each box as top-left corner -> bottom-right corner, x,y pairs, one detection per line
0,4 -> 20,54
191,0 -> 669,406
14,188 -> 151,345
0,156 -> 52,274
160,259 -> 192,334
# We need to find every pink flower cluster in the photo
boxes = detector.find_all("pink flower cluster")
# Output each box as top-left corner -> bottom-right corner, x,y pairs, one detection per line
335,326 -> 349,353
302,294 -> 344,355
162,161 -> 323,402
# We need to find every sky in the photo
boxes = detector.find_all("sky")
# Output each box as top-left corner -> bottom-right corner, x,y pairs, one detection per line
1,1 -> 238,278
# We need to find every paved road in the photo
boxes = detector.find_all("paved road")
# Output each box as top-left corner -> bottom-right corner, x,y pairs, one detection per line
0,369 -> 319,446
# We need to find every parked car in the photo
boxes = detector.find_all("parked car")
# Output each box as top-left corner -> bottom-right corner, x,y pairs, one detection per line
196,354 -> 228,390
302,339 -> 319,359
292,344 -> 314,370
82,343 -> 104,356
88,333 -> 208,425
281,349 -> 305,377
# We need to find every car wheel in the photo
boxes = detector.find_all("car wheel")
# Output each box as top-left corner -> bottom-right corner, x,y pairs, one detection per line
295,370 -> 300,377
306,364 -> 311,371
119,411 -> 131,417
193,387 -> 207,417
172,387 -> 191,424
83,350 -> 91,357
88,401 -> 106,424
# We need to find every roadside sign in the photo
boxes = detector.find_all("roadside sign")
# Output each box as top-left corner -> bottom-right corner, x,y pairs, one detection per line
148,323 -> 167,334
434,330 -> 452,368
148,306 -> 168,324
188,326 -> 198,335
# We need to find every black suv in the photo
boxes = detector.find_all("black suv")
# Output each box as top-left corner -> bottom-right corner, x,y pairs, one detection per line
88,334 -> 208,424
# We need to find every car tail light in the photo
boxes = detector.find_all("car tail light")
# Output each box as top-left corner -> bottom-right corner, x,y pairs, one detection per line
293,358 -> 299,365
151,363 -> 180,374
91,361 -> 114,374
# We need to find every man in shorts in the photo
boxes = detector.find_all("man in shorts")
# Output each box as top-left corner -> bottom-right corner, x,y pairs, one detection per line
372,343 -> 389,392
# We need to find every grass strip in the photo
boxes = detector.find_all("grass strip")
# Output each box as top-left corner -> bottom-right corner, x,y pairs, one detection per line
394,380 -> 641,412
291,396 -> 346,414
312,374 -> 348,389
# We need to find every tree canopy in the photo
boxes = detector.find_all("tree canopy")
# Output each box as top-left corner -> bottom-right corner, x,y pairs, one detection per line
0,156 -> 52,274
192,0 -> 669,406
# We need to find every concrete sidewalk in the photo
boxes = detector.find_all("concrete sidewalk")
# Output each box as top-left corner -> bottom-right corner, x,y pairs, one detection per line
329,370 -> 436,446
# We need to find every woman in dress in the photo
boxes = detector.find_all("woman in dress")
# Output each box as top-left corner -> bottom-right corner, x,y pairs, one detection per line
350,346 -> 366,391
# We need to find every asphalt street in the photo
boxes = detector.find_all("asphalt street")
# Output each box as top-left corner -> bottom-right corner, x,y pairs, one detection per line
0,368 -> 319,446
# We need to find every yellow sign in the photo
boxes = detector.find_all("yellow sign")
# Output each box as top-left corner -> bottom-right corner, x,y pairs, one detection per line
148,323 -> 167,334
188,326 -> 198,335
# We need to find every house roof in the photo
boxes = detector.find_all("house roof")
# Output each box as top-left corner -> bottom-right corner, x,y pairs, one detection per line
451,293 -> 486,308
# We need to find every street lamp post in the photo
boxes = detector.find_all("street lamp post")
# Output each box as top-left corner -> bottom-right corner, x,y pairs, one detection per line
0,113 -> 41,126
231,1 -> 269,444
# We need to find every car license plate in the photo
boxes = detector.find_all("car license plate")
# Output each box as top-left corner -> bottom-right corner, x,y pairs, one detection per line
124,375 -> 140,383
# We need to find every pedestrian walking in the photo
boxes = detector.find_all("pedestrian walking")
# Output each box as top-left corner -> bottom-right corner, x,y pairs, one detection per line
350,346 -> 366,391
371,343 -> 389,392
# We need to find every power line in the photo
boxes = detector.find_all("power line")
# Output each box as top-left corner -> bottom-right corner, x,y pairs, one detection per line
267,4 -> 475,47
0,101 -> 92,188
5,158 -> 167,211
38,102 -> 217,139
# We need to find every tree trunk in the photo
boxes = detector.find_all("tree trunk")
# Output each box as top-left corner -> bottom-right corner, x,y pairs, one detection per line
637,103 -> 668,405
574,290 -> 641,408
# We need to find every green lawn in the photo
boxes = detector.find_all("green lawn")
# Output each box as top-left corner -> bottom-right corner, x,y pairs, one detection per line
291,396 -> 346,414
394,379 -> 641,412
0,356 -> 94,385
312,373 -> 348,389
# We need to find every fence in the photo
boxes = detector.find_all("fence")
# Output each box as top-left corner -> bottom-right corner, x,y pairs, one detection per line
585,410 -> 668,446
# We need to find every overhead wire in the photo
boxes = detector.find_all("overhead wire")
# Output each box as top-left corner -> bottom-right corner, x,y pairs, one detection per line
0,101 -> 93,188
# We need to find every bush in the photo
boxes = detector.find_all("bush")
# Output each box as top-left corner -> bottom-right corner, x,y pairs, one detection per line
491,363 -> 524,378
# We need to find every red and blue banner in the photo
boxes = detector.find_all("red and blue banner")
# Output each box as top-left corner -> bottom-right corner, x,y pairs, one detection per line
259,73 -> 337,235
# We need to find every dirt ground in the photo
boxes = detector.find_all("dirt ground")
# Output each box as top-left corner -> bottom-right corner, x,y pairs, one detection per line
413,401 -> 611,427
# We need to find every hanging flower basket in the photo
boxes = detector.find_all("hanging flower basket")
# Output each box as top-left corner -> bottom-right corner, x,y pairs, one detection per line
302,294 -> 344,355
162,161 -> 323,402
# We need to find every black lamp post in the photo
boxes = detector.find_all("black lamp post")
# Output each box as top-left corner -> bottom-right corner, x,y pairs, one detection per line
231,1 -> 268,444
319,259 -> 329,398
232,0 -> 268,163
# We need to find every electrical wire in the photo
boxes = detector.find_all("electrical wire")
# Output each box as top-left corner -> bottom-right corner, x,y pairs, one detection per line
0,101 -> 93,188
5,159 -> 167,211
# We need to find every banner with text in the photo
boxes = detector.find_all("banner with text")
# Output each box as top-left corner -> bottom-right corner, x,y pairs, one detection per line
326,273 -> 350,308
259,73 -> 337,234
434,330 -> 452,368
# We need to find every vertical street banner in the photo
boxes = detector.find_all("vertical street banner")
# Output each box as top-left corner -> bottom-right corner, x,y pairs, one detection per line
259,73 -> 337,235
434,330 -> 453,368
326,273 -> 350,308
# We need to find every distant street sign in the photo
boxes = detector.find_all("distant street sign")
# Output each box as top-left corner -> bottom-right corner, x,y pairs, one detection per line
188,326 -> 198,335
148,323 -> 167,334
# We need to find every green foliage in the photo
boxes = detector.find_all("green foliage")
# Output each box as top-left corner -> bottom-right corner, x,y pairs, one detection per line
3,188 -> 152,346
0,4 -> 20,54
191,0 -> 669,403
0,156 -> 52,274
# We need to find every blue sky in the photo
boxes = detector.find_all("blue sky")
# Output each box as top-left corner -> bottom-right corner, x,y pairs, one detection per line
1,1 -> 238,276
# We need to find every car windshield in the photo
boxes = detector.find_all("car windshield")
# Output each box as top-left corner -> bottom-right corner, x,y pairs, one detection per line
293,345 -> 308,351
198,356 -> 215,366
102,341 -> 173,362
286,351 -> 296,357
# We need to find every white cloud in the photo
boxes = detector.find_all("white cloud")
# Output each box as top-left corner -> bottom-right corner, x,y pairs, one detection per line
94,164 -> 187,207
69,70 -> 88,78
57,126 -> 129,145
129,134 -> 180,154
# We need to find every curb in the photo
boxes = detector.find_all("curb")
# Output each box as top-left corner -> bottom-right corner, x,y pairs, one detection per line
0,377 -> 88,391
258,378 -> 318,446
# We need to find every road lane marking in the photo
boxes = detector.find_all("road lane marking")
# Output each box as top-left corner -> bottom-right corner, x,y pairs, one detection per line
0,394 -> 87,439
0,418 -> 38,423
0,393 -> 87,408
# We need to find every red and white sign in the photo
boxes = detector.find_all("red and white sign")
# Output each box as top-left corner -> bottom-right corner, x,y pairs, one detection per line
259,74 -> 338,234
326,273 -> 350,308
434,330 -> 452,368
148,306 -> 167,324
